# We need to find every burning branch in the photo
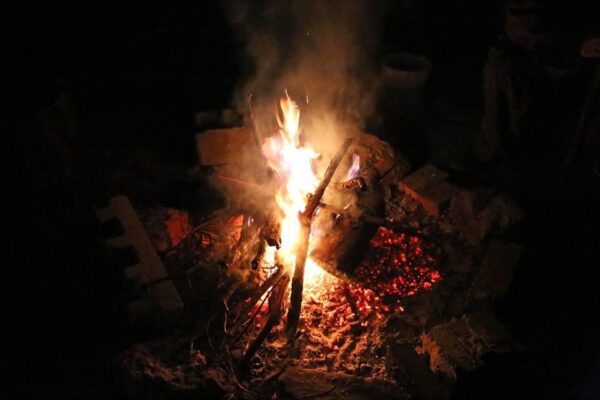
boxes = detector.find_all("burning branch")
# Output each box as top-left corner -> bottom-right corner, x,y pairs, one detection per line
228,267 -> 285,337
286,138 -> 353,344
240,272 -> 290,368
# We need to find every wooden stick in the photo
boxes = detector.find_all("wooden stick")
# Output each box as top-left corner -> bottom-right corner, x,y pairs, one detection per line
286,219 -> 311,344
304,138 -> 353,218
228,267 -> 284,336
286,138 -> 353,343
240,272 -> 290,368
229,276 -> 278,344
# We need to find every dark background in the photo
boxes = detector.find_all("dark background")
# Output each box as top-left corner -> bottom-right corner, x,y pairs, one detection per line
4,1 -> 600,398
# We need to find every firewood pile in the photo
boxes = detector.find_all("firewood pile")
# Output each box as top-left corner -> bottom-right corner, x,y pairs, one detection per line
102,119 -> 523,399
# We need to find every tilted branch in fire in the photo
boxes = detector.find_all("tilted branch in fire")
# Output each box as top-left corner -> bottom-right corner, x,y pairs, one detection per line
286,138 -> 353,344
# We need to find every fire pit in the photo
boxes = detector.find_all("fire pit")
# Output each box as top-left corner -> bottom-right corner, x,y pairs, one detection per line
104,93 -> 523,399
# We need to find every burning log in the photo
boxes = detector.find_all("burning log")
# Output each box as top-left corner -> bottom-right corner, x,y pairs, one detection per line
311,162 -> 385,279
311,201 -> 427,242
286,138 -> 353,344
310,214 -> 377,280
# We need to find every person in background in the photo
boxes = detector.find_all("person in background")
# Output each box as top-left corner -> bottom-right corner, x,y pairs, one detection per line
475,0 -> 599,183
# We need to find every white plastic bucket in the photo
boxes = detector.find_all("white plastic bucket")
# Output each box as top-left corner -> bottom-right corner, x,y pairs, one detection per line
382,52 -> 431,90
380,52 -> 431,127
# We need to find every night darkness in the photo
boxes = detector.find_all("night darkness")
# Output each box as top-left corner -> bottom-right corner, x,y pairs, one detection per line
4,1 -> 600,399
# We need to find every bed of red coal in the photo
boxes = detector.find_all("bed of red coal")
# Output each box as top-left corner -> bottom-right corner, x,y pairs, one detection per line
236,227 -> 441,378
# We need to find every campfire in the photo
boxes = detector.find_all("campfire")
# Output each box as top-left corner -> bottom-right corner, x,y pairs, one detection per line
221,91 -> 443,365
103,90 -> 522,399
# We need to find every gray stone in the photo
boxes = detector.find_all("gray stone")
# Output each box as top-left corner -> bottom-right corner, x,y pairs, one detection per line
449,191 -> 522,245
416,312 -> 511,381
398,165 -> 459,216
399,164 -> 448,197
470,239 -> 522,301
386,343 -> 451,400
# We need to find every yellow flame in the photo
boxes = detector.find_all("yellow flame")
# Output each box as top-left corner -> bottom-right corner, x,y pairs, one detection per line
263,93 -> 325,286
304,257 -> 326,287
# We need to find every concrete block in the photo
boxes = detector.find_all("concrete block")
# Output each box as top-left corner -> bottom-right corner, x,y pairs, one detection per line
97,196 -> 183,325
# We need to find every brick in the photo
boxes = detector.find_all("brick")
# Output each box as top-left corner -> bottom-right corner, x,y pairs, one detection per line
195,127 -> 261,166
418,180 -> 460,216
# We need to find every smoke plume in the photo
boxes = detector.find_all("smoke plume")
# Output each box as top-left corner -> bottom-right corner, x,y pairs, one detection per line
223,0 -> 384,155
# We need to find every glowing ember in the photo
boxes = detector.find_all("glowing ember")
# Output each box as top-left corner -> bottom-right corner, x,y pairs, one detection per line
249,225 -> 440,334
164,209 -> 192,247
304,227 -> 441,330
355,227 -> 440,299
